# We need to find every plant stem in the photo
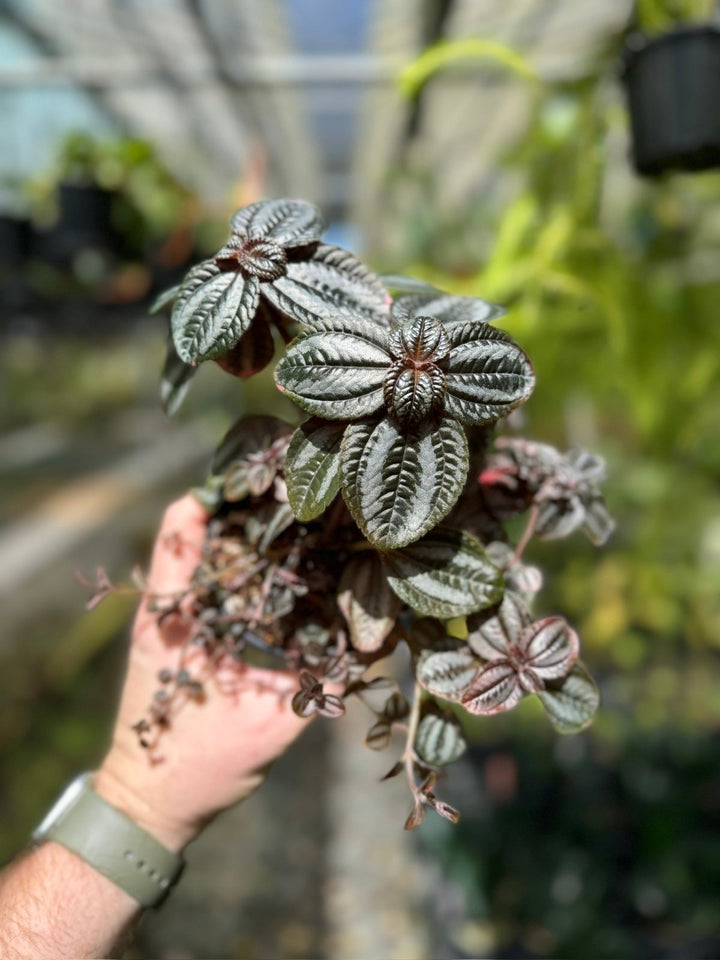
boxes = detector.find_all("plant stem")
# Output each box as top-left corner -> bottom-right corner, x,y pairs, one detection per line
512,503 -> 539,563
402,681 -> 423,797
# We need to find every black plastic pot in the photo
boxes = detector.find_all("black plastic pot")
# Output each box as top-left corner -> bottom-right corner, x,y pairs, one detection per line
0,215 -> 30,267
30,183 -> 115,263
623,25 -> 720,176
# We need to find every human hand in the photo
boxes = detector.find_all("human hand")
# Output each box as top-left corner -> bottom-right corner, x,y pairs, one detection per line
94,495 -> 316,852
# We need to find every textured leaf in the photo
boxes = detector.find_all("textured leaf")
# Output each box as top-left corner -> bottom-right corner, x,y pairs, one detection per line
263,244 -> 390,327
415,712 -> 468,766
258,502 -> 295,552
538,662 -> 599,734
388,315 -> 450,362
215,308 -> 276,379
365,719 -> 392,750
341,418 -> 469,549
149,284 -> 180,314
461,661 -> 524,715
383,362 -> 446,426
211,415 -> 291,476
444,322 -> 535,425
416,647 -> 478,700
381,274 -> 440,295
382,529 -> 504,617
519,616 -> 579,681
391,290 -> 506,326
536,497 -> 586,540
274,317 -> 389,419
467,592 -> 532,661
581,496 -> 615,546
230,198 -> 324,248
160,336 -> 197,416
285,418 -> 345,521
171,259 -> 260,363
337,553 -> 401,653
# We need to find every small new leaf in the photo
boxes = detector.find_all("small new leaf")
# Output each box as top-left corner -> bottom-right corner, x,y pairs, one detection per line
382,529 -> 504,618
415,712 -> 468,766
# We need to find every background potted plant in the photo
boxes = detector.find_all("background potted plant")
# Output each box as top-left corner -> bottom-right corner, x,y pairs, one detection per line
623,0 -> 720,175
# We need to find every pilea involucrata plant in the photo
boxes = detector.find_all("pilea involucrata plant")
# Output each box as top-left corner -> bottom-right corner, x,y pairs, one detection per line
122,198 -> 614,829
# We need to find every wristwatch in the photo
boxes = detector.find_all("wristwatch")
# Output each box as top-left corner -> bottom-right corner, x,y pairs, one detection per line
31,772 -> 185,908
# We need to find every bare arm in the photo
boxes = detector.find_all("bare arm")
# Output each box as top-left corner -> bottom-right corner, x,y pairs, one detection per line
0,496 -> 313,959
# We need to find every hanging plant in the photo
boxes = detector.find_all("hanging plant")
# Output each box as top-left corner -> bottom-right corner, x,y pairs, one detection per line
107,198 -> 613,829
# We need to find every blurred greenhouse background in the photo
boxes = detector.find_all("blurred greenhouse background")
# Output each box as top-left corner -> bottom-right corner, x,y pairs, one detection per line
2,0 -> 720,957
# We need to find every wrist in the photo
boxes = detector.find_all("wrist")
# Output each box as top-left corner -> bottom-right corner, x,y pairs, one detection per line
94,757 -> 200,853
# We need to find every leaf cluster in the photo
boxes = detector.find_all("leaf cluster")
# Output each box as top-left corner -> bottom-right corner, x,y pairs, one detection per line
143,198 -> 613,827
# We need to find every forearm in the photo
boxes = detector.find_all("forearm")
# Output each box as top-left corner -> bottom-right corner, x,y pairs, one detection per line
0,841 -> 140,960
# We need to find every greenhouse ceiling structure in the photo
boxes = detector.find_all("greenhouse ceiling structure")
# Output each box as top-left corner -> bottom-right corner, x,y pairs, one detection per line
1,0 -> 632,239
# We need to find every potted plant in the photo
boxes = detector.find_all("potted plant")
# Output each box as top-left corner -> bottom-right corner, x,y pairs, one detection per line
125,198 -> 613,828
623,0 -> 720,175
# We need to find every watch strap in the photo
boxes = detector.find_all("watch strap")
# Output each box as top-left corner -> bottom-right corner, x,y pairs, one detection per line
33,774 -> 184,908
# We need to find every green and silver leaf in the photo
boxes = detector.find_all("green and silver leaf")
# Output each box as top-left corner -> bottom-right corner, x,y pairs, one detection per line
416,647 -> 479,701
444,322 -> 535,425
381,529 -> 504,617
415,711 -> 468,766
160,336 -> 197,416
171,259 -> 260,363
337,553 -> 401,653
149,283 -> 180,315
263,244 -> 389,328
230,198 -> 324,249
391,290 -> 506,326
285,418 -> 345,521
274,317 -> 390,420
341,418 -> 469,550
538,662 -> 599,734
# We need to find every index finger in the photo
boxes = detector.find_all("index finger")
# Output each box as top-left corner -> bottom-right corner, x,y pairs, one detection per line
146,494 -> 210,596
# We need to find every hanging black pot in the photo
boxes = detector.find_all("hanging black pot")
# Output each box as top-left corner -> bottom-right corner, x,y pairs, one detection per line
623,25 -> 720,176
30,183 -> 115,264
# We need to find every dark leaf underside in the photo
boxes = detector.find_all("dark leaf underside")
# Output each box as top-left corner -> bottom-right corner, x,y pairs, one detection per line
215,308 -> 276,380
337,553 -> 401,653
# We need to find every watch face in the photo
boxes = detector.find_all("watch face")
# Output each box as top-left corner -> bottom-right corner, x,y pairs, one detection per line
31,773 -> 89,840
